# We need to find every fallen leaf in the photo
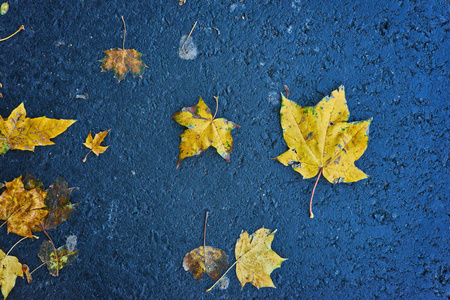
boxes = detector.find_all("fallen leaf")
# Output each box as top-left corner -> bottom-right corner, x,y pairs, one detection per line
275,86 -> 372,217
99,16 -> 146,82
0,176 -> 48,238
0,103 -> 76,154
234,228 -> 286,289
0,249 -> 23,299
39,177 -> 77,231
38,240 -> 78,276
183,246 -> 229,281
172,97 -> 240,167
0,3 -> 8,15
83,129 -> 110,162
22,264 -> 32,283
100,48 -> 146,82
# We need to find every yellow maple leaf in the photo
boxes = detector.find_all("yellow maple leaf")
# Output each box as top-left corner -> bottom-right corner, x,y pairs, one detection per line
0,249 -> 23,299
0,176 -> 48,238
83,129 -> 110,162
234,228 -> 286,289
183,246 -> 229,281
99,16 -> 146,82
172,97 -> 240,167
275,86 -> 372,217
0,103 -> 76,154
207,227 -> 286,291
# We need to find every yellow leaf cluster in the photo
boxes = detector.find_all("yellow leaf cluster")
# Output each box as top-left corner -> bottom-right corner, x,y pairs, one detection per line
0,103 -> 76,153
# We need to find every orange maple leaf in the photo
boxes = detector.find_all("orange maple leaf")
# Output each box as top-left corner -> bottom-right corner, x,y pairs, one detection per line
83,129 -> 110,162
100,16 -> 146,82
0,176 -> 48,238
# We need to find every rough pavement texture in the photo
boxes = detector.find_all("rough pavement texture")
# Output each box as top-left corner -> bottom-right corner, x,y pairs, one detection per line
0,0 -> 449,299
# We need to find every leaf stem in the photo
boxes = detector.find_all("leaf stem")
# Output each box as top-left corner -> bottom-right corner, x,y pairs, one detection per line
1,236 -> 28,268
121,16 -> 126,49
41,228 -> 59,276
5,236 -> 28,257
206,260 -> 237,292
83,149 -> 92,162
309,168 -> 323,218
0,25 -> 24,42
182,21 -> 197,49
213,96 -> 219,119
203,210 -> 209,268
29,262 -> 46,276
186,21 -> 197,41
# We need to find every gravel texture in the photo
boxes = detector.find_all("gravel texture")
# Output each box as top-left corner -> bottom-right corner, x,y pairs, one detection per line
0,0 -> 449,299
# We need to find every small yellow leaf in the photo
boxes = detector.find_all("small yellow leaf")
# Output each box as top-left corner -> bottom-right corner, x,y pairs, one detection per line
235,228 -> 286,289
83,129 -> 110,162
0,103 -> 76,153
0,249 -> 24,299
172,97 -> 240,167
0,176 -> 48,238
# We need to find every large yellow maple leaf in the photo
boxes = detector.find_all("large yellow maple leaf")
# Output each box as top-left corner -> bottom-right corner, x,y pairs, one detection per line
276,86 -> 372,217
172,97 -> 240,167
0,103 -> 76,153
0,249 -> 23,299
0,176 -> 48,238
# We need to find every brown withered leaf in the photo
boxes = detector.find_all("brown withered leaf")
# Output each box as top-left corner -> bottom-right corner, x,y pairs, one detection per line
39,177 -> 77,231
38,240 -> 79,276
183,246 -> 229,281
0,176 -> 48,238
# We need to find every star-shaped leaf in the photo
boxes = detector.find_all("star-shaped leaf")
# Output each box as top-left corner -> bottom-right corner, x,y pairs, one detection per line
100,48 -> 146,82
0,103 -> 76,154
183,246 -> 229,281
83,129 -> 110,162
275,86 -> 372,217
172,97 -> 240,167
0,249 -> 23,299
234,228 -> 286,289
0,176 -> 48,238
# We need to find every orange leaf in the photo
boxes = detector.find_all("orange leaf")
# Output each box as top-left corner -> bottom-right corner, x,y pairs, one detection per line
0,176 -> 48,238
100,48 -> 146,82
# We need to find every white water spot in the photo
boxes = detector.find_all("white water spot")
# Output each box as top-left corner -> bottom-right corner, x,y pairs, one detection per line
65,235 -> 77,251
178,35 -> 198,60
219,276 -> 230,289
268,91 -> 279,105
287,25 -> 293,34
